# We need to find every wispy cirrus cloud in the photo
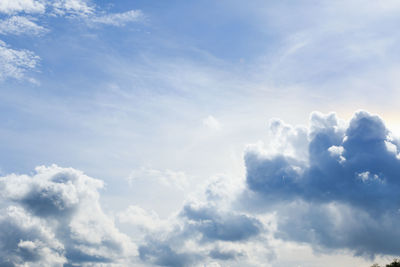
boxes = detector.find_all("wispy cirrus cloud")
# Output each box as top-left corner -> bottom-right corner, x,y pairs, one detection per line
0,40 -> 39,81
0,0 -> 143,82
0,0 -> 93,16
0,16 -> 47,36
0,0 -> 46,15
90,9 -> 145,26
51,0 -> 94,16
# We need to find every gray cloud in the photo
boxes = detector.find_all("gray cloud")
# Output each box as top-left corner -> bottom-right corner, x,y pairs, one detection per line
181,203 -> 262,242
209,247 -> 244,261
0,165 -> 135,266
135,200 -> 263,267
139,240 -> 202,267
2,110 -> 396,265
244,110 -> 400,257
0,206 -> 66,266
0,164 -> 262,267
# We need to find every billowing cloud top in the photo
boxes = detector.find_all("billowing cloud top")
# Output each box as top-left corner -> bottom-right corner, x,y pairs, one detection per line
0,165 -> 135,266
245,110 -> 400,256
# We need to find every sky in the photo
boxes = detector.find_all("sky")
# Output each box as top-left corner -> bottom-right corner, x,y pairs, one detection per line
1,0 -> 400,266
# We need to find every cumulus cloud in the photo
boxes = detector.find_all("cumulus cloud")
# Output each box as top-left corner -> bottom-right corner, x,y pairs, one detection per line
139,239 -> 202,267
209,247 -> 244,261
182,203 -> 262,243
135,195 -> 264,266
3,110 -> 397,266
244,110 -> 400,257
118,205 -> 165,232
118,172 -> 264,266
125,168 -> 273,267
0,206 -> 66,266
0,165 -> 136,266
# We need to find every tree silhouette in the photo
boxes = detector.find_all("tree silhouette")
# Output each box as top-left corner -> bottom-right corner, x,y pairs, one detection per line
370,259 -> 400,267
386,259 -> 400,267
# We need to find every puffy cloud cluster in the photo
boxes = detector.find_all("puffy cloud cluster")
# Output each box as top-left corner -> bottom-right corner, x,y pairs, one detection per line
122,176 -> 265,267
136,201 -> 264,267
0,206 -> 65,266
181,203 -> 262,243
0,164 -> 266,266
244,110 -> 400,257
0,165 -> 135,266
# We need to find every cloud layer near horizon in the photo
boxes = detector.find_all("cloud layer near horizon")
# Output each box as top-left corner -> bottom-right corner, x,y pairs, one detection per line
1,110 -> 400,266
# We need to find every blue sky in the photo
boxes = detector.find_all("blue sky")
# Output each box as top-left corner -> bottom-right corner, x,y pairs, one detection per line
1,0 -> 400,266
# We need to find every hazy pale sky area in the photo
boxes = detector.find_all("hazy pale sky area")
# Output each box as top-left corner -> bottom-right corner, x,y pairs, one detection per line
1,1 -> 400,266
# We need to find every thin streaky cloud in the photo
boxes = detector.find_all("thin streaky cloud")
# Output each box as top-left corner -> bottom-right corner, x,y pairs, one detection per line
90,9 -> 145,26
0,0 -> 45,15
0,16 -> 47,36
0,40 -> 39,81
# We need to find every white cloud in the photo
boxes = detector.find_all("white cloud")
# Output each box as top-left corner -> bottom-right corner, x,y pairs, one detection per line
0,206 -> 66,266
244,110 -> 400,257
0,0 -> 144,82
267,118 -> 308,159
0,40 -> 39,81
137,187 -> 266,267
203,115 -> 221,131
1,110 -> 393,266
91,10 -> 144,26
118,205 -> 165,232
0,16 -> 47,36
0,2 -> 144,82
51,0 -> 94,16
0,0 -> 45,15
0,165 -> 136,266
